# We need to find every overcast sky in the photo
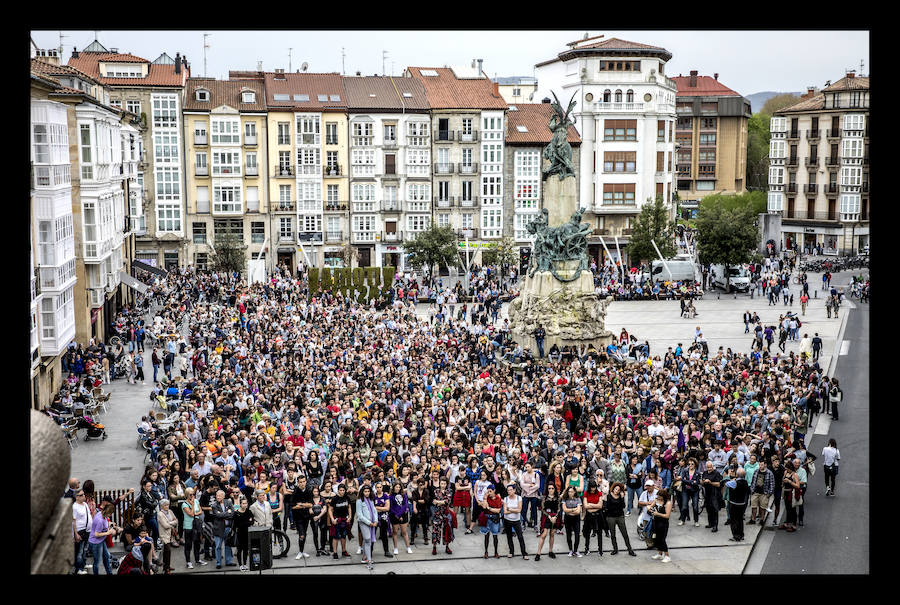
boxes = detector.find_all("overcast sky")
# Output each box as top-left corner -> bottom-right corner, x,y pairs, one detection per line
32,30 -> 869,98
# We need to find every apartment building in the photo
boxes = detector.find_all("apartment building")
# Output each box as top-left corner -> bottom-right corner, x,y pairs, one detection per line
406,66 -> 509,266
503,102 -> 581,258
30,74 -> 77,410
262,71 -> 347,272
493,76 -> 539,105
343,75 -> 431,269
672,70 -> 751,214
68,40 -> 190,270
183,77 -> 269,273
31,56 -> 143,346
767,71 -> 870,255
534,36 -> 678,266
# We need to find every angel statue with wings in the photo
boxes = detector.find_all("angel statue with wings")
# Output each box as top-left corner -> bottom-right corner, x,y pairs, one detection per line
542,91 -> 578,181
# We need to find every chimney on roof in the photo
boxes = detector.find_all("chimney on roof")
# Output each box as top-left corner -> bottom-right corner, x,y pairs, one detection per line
257,61 -> 263,72
846,70 -> 855,79
477,59 -> 483,77
110,47 -> 118,53
714,73 -> 718,81
806,86 -> 816,97
175,52 -> 181,74
542,97 -> 551,104
689,70 -> 698,87
71,47 -> 78,59
274,68 -> 285,80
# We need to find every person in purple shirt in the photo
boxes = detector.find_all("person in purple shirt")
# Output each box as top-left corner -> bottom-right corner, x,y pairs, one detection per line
388,481 -> 413,555
88,497 -> 121,575
374,483 -> 394,559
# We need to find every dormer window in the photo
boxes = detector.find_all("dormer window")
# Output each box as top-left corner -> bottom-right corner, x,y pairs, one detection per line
196,89 -> 209,102
241,91 -> 256,104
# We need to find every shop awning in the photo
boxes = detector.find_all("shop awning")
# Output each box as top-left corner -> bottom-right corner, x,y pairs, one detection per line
119,271 -> 150,295
132,259 -> 168,278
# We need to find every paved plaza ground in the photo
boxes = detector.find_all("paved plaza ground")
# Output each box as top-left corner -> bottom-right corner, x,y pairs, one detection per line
68,268 -> 865,574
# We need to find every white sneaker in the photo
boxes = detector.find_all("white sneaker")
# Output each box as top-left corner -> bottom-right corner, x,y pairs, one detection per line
694,522 -> 700,527
197,559 -> 208,566
356,547 -> 362,555
652,554 -> 662,560
187,562 -> 194,569
302,552 -> 310,558
576,552 -> 583,558
240,564 -> 248,572
407,547 -> 413,554
76,569 -> 89,575
393,548 -> 399,555
661,556 -> 671,563
568,551 -> 574,557
295,552 -> 304,560
678,521 -> 684,526
625,511 -> 631,517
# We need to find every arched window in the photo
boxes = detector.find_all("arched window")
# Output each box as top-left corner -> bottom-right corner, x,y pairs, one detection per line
626,89 -> 634,103
614,89 -> 622,103
603,89 -> 611,103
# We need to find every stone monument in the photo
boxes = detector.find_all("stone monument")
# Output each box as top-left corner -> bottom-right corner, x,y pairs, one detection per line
509,92 -> 614,353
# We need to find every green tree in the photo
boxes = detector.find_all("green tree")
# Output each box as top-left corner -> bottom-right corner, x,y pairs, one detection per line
481,236 -> 518,268
210,232 -> 246,274
628,195 -> 677,265
760,94 -> 801,116
699,190 -> 767,215
695,203 -> 759,292
746,112 -> 771,191
403,225 -> 459,283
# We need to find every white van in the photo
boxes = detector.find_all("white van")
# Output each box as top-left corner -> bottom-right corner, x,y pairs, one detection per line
711,264 -> 751,291
642,258 -> 698,283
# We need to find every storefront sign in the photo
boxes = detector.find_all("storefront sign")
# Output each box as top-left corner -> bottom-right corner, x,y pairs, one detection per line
457,241 -> 496,249
804,228 -> 816,233
386,246 -> 398,251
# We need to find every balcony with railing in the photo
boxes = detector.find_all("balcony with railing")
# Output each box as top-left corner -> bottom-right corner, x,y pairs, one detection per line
457,130 -> 479,142
862,181 -> 869,193
435,197 -> 456,209
457,162 -> 478,174
781,210 -> 839,222
787,130 -> 800,140
245,164 -> 259,176
381,200 -> 402,213
434,163 -> 454,175
597,102 -> 644,112
382,138 -> 398,149
381,230 -> 403,243
459,197 -> 480,208
194,133 -> 207,146
273,167 -> 294,178
826,156 -> 839,167
278,231 -> 295,242
323,164 -> 342,177
786,156 -> 799,167
244,134 -> 257,146
786,183 -> 797,194
194,163 -> 208,177
804,184 -> 819,194
824,184 -> 839,197
827,129 -> 841,139
324,201 -> 349,212
805,157 -> 819,167
806,129 -> 820,140
456,227 -> 479,239
273,200 -> 296,212
436,130 -> 455,143
325,230 -> 343,242
676,164 -> 691,177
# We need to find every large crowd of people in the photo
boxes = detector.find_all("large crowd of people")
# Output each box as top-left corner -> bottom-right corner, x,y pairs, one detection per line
61,256 -> 843,574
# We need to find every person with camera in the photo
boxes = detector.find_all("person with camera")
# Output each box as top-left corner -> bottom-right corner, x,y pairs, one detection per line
648,489 -> 673,563
88,496 -> 121,575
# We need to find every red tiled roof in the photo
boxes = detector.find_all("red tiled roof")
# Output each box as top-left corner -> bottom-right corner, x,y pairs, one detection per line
68,52 -> 187,87
822,75 -> 870,92
577,37 -> 668,52
406,67 -> 507,110
777,94 -> 826,113
31,58 -> 100,84
183,77 -> 267,112
263,72 -> 347,110
342,76 -> 430,111
673,75 -> 741,97
505,103 -> 580,145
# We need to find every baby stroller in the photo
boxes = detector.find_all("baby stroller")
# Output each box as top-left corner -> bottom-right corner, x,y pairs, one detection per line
74,414 -> 108,441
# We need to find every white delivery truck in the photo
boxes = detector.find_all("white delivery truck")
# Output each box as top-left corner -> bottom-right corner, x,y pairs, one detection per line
643,258 -> 698,283
710,264 -> 752,292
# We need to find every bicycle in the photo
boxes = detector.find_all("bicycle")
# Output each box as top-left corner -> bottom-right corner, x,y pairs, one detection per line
271,528 -> 290,559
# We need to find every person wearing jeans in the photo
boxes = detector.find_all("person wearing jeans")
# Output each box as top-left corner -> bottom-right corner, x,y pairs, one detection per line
72,490 -> 92,574
88,500 -> 119,575
209,489 -> 235,569
533,325 -> 545,359
678,460 -> 702,526
519,463 -> 540,529
822,439 -> 841,496
180,489 -> 205,568
502,484 -> 528,559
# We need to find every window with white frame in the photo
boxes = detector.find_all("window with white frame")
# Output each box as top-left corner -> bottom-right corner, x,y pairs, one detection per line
327,184 -> 339,204
155,166 -> 180,199
481,208 -> 502,237
841,138 -> 863,158
41,298 -> 56,339
406,121 -> 429,146
326,122 -> 338,145
383,123 -> 396,144
245,152 -> 257,172
482,176 -> 502,202
407,215 -> 430,232
279,217 -> 293,239
482,143 -> 502,165
461,118 -> 473,137
515,213 -> 537,240
351,148 -> 375,176
839,193 -> 860,215
106,64 -> 144,78
353,215 -> 376,233
151,94 -> 178,128
277,122 -> 290,145
406,149 -> 430,175
246,186 -> 259,212
213,185 -> 242,213
211,118 -> 240,144
154,133 -> 179,163
769,140 -> 786,158
298,116 -> 320,145
195,89 -> 209,102
157,203 -> 181,232
461,181 -> 473,202
211,150 -> 241,176
125,100 -> 141,115
384,185 -> 398,202
767,191 -> 783,212
244,121 -> 257,139
352,183 -> 376,211
515,150 -> 539,209
460,214 -> 474,229
79,124 -> 92,180
437,213 -> 450,228
194,122 -> 207,139
242,91 -> 256,104
770,117 -> 787,132
840,166 -> 861,186
769,167 -> 784,185
843,114 -> 865,131
298,148 -> 321,175
279,185 -> 291,202
298,181 -> 321,205
278,151 -> 291,174
302,214 -> 322,233
482,116 -> 503,139
326,216 -> 341,235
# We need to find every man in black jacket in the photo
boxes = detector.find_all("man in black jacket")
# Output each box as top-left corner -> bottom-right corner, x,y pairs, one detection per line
726,468 -> 750,542
701,461 -> 723,532
209,489 -> 236,569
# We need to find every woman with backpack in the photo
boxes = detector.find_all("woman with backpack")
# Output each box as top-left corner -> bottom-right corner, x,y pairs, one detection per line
829,379 -> 843,421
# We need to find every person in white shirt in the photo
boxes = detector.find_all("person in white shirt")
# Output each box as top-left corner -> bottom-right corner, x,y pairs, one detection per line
72,490 -> 92,574
502,484 -> 528,559
821,438 -> 841,496
637,480 -> 659,545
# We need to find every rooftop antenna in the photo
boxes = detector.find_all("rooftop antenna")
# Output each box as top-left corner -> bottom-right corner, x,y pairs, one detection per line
203,33 -> 210,78
301,62 -> 308,72
341,47 -> 345,76
382,50 -> 388,76
288,48 -> 292,73
58,31 -> 68,57
860,59 -> 865,76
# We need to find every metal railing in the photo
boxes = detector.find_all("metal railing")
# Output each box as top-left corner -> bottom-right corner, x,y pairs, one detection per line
245,165 -> 258,176
827,129 -> 841,138
824,184 -> 839,196
456,228 -> 478,239
381,200 -> 402,212
805,157 -> 819,167
323,165 -> 342,177
324,202 -> 349,212
273,167 -> 294,177
273,200 -> 296,212
298,232 -> 323,243
786,183 -> 797,193
244,134 -> 257,146
787,130 -> 800,139
806,129 -> 820,139
93,489 -> 135,529
459,197 -> 480,208
457,130 -> 479,142
804,184 -> 818,194
435,197 -> 456,208
325,230 -> 342,242
457,162 -> 478,174
436,130 -> 455,142
434,163 -> 454,175
781,210 -> 838,221
826,156 -> 840,166
278,232 -> 295,241
381,230 -> 403,242
786,157 -> 799,167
